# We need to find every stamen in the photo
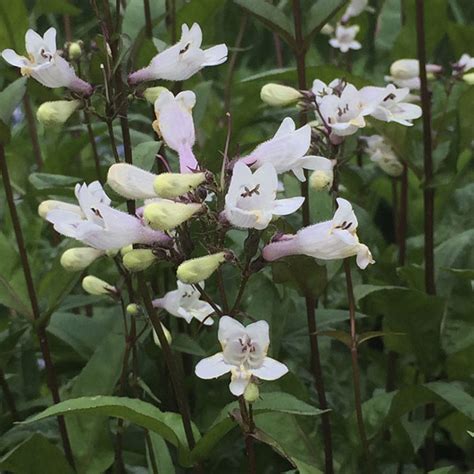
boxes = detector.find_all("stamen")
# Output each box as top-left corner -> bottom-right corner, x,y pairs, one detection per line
240,184 -> 261,198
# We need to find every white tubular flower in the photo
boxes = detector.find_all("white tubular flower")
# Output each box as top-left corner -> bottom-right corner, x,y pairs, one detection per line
362,84 -> 422,126
240,117 -> 327,181
342,0 -> 370,21
454,54 -> 474,74
263,198 -> 375,270
312,78 -> 339,104
107,163 -> 157,200
153,90 -> 198,173
195,316 -> 288,396
128,23 -> 228,84
260,83 -> 303,106
329,24 -> 361,53
1,28 -> 92,96
318,84 -> 384,139
224,162 -> 304,230
362,135 -> 403,177
153,280 -> 217,326
45,181 -> 170,250
385,59 -> 442,90
60,247 -> 105,271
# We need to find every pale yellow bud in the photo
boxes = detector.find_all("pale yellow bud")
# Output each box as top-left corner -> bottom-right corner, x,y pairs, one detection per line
320,23 -> 334,36
68,42 -> 82,60
37,100 -> 81,126
82,275 -> 116,296
154,172 -> 206,199
60,247 -> 104,271
121,245 -> 134,256
105,249 -> 119,258
152,323 -> 172,348
309,169 -> 334,191
144,86 -> 168,104
244,382 -> 260,403
126,303 -> 140,316
177,252 -> 227,284
38,200 -> 81,219
260,83 -> 303,107
143,200 -> 202,231
463,72 -> 474,85
122,249 -> 156,272
390,59 -> 419,79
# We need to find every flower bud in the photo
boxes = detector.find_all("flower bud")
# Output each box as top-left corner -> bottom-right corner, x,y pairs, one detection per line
153,172 -> 206,199
107,163 -> 156,200
260,83 -> 303,106
177,252 -> 228,284
373,156 -> 404,177
390,59 -> 441,79
37,100 -> 81,126
122,249 -> 156,272
244,382 -> 260,403
82,275 -> 116,296
38,200 -> 81,219
126,303 -> 140,316
68,42 -> 82,61
60,247 -> 104,271
463,72 -> 474,85
152,323 -> 173,348
320,23 -> 334,36
144,86 -> 168,104
121,245 -> 134,256
309,169 -> 334,191
144,200 -> 202,231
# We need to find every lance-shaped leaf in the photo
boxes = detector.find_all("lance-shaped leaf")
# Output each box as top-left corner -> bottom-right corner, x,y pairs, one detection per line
233,0 -> 295,47
0,77 -> 27,144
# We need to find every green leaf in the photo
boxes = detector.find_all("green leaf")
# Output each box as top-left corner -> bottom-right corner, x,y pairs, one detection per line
0,327 -> 27,369
304,0 -> 347,45
357,331 -> 404,346
34,0 -> 80,16
318,330 -> 351,348
0,433 -> 74,474
375,0 -> 403,52
24,395 -> 198,467
0,77 -> 27,144
190,392 -> 327,463
233,0 -> 295,46
0,0 -> 28,51
425,381 -> 474,421
172,333 -> 206,356
132,141 -> 162,171
147,432 -> 175,474
28,173 -> 81,192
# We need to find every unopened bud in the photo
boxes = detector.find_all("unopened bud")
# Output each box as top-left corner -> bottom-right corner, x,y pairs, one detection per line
121,245 -> 134,256
122,249 -> 156,272
320,23 -> 334,36
463,72 -> 474,85
144,200 -> 202,231
60,247 -> 104,271
372,155 -> 404,177
309,169 -> 334,191
154,172 -> 206,199
390,59 -> 441,79
126,303 -> 140,316
144,86 -> 168,104
177,252 -> 228,284
107,163 -> 156,200
68,42 -> 82,61
37,100 -> 81,126
38,200 -> 81,219
82,276 -> 116,296
260,83 -> 303,106
152,323 -> 172,348
244,382 -> 260,403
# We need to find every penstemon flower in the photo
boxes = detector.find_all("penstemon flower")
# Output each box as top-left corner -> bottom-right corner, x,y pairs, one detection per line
128,23 -> 228,84
453,54 -> 474,75
363,84 -> 422,126
342,0 -> 371,22
44,181 -> 170,250
362,135 -> 403,177
240,117 -> 329,182
153,280 -> 217,326
262,198 -> 374,269
1,28 -> 92,95
385,59 -> 442,90
329,24 -> 362,53
224,162 -> 304,230
153,90 -> 198,173
195,316 -> 288,396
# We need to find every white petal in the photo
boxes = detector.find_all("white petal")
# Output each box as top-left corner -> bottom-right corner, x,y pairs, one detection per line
229,372 -> 250,396
253,357 -> 288,380
301,156 -> 333,171
1,49 -> 28,67
203,44 -> 228,66
333,198 -> 358,230
25,29 -> 44,54
272,197 -> 305,216
218,316 -> 245,346
273,117 -> 296,138
43,27 -> 57,53
176,90 -> 196,111
356,244 -> 374,269
246,320 -> 270,350
195,353 -> 231,379
292,166 -> 306,182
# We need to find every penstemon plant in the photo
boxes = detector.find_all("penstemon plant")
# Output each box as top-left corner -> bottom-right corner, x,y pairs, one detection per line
0,1 -> 473,473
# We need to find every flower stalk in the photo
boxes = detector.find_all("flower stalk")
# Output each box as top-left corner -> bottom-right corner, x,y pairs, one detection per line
0,143 -> 75,468
291,2 -> 334,472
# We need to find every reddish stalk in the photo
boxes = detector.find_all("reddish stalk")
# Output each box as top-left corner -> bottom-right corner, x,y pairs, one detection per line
0,144 -> 75,468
